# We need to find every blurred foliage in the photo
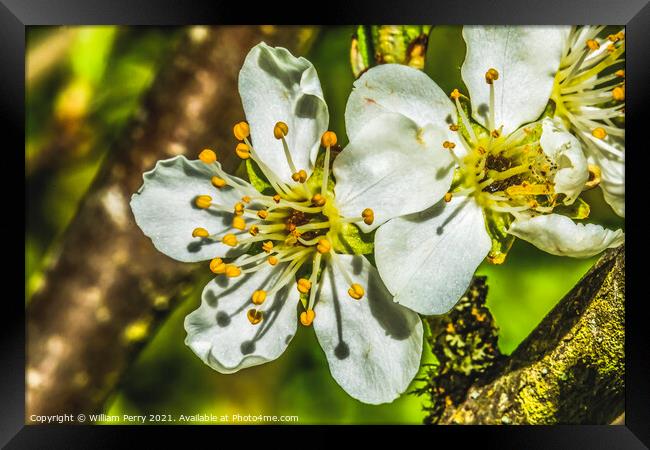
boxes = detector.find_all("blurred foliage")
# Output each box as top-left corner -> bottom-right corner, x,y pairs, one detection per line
26,26 -> 624,424
26,26 -> 179,300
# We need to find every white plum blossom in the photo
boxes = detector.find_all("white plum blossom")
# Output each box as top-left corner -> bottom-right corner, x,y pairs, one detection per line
130,43 -> 434,404
551,26 -> 625,217
345,26 -> 624,316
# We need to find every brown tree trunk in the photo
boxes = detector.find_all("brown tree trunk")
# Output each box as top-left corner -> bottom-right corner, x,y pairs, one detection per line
26,25 -> 317,419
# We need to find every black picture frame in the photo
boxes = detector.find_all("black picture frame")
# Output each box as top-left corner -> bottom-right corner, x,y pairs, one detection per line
8,0 -> 649,447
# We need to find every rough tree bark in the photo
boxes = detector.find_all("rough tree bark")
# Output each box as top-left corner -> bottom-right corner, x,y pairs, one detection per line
26,25 -> 316,419
420,246 -> 625,425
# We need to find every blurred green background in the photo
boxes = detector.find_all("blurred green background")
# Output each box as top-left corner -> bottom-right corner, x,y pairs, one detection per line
26,25 -> 623,424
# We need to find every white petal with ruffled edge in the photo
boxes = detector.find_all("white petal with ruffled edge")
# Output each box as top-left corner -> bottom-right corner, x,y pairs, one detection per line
184,260 -> 299,373
239,42 -> 328,184
599,153 -> 625,217
582,133 -> 625,217
333,112 -> 455,233
375,196 -> 491,315
508,214 -> 624,257
540,118 -> 589,205
130,156 -> 250,262
345,64 -> 458,142
313,254 -> 423,405
462,26 -> 569,134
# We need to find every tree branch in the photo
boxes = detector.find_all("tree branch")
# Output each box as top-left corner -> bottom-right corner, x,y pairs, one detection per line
419,246 -> 625,425
26,26 -> 317,418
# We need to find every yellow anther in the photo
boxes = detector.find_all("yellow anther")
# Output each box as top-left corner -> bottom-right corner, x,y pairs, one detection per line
257,209 -> 269,219
297,278 -> 312,294
506,184 -> 552,196
272,194 -> 281,204
348,283 -> 364,300
209,257 -> 226,274
442,141 -> 456,149
211,176 -> 227,188
311,193 -> 326,206
249,225 -> 259,236
198,149 -> 217,164
300,309 -> 315,326
262,241 -> 274,253
321,130 -> 337,147
241,195 -> 251,203
615,69 -> 625,78
616,31 -> 625,41
585,164 -> 602,189
246,308 -> 263,325
449,124 -> 459,131
485,68 -> 499,84
235,142 -> 250,159
291,169 -> 308,183
192,227 -> 209,238
268,255 -> 279,266
592,127 -> 607,139
477,146 -> 486,155
195,195 -> 212,209
234,202 -> 245,215
586,39 -> 600,51
607,44 -> 616,53
362,208 -> 374,226
451,88 -> 462,100
233,121 -> 250,141
225,264 -> 241,278
273,121 -> 289,139
251,290 -> 267,306
612,86 -> 625,102
607,34 -> 619,42
222,234 -> 238,247
232,216 -> 246,230
444,192 -> 453,203
491,129 -> 501,138
286,223 -> 296,232
317,239 -> 331,254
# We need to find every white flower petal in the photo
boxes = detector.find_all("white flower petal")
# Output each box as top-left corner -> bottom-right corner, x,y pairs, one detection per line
239,42 -> 328,183
598,154 -> 625,217
375,196 -> 491,315
313,255 -> 423,405
582,133 -> 625,217
540,118 -> 589,205
130,156 -> 248,262
345,64 -> 457,141
508,214 -> 624,257
333,112 -> 455,233
462,26 -> 569,134
184,260 -> 299,373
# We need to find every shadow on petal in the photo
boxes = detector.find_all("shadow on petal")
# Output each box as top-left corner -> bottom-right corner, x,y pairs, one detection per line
325,263 -> 351,361
366,269 -> 413,341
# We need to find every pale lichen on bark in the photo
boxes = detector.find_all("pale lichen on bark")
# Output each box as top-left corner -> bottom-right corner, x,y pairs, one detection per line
420,246 -> 625,425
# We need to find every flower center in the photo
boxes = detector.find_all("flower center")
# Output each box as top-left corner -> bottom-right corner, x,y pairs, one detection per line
453,130 -> 559,214
551,26 -> 625,154
447,71 -> 562,216
192,125 -> 374,327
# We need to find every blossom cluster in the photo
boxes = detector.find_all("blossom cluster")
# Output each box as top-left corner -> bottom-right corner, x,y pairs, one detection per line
130,26 -> 624,404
